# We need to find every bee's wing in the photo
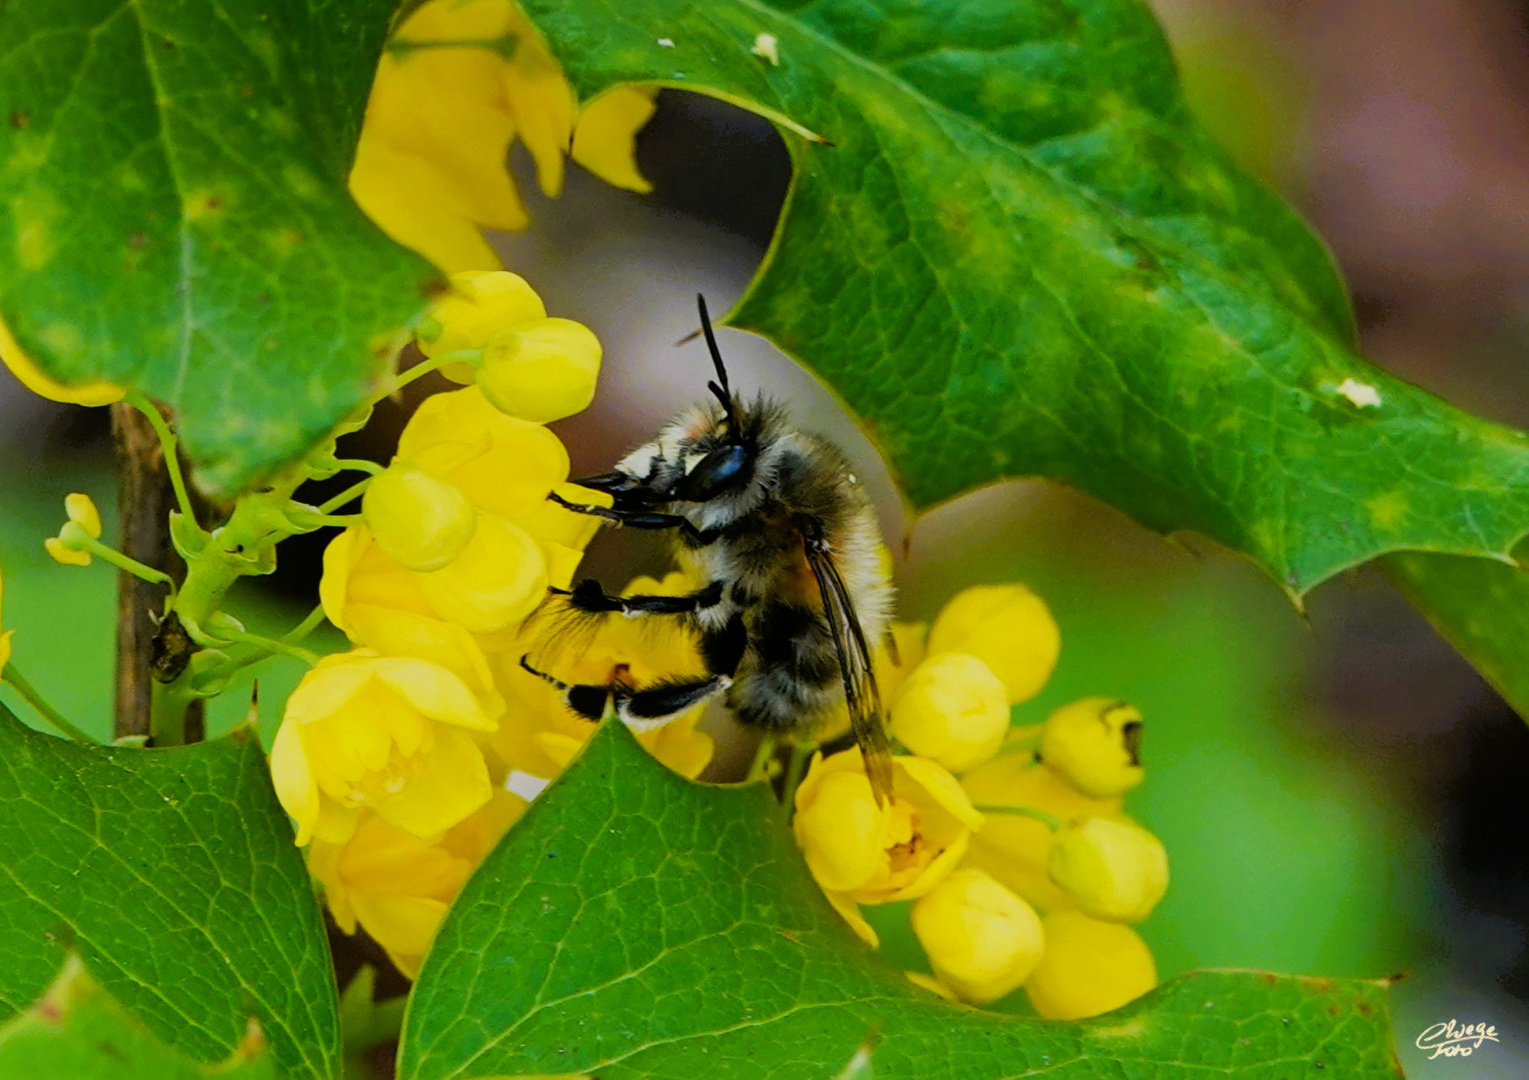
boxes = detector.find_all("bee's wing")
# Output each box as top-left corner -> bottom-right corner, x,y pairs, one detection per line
804,535 -> 895,805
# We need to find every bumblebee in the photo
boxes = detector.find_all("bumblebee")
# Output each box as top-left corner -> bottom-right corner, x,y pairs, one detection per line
521,296 -> 895,800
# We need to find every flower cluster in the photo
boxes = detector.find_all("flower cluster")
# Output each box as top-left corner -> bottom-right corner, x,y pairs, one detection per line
271,271 -> 714,975
351,0 -> 656,274
792,585 -> 1166,1017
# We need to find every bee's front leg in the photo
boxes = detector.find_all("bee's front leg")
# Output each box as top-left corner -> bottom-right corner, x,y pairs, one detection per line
553,577 -> 725,617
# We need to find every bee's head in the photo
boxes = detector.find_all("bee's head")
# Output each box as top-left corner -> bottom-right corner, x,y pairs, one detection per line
608,295 -> 760,505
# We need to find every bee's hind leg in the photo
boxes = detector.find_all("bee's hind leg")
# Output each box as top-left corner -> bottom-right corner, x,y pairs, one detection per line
518,656 -> 730,732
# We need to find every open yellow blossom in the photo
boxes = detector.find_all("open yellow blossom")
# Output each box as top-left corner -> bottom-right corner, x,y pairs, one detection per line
349,0 -> 655,273
271,651 -> 499,846
324,387 -> 601,657
960,754 -> 1120,912
911,868 -> 1045,1005
889,651 -> 1009,772
926,584 -> 1060,705
1040,697 -> 1145,797
0,315 -> 124,406
309,789 -> 524,977
1047,816 -> 1168,923
1024,909 -> 1157,1020
44,493 -> 104,567
793,749 -> 984,906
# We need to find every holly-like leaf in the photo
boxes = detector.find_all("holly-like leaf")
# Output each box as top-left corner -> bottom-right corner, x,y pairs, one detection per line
0,0 -> 434,496
0,957 -> 277,1080
399,722 -> 1402,1079
515,0 -> 1529,595
1383,550 -> 1529,716
0,706 -> 339,1080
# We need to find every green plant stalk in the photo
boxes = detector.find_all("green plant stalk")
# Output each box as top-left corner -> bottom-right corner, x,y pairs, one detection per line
973,804 -> 1062,830
2,665 -> 94,743
150,484 -> 310,745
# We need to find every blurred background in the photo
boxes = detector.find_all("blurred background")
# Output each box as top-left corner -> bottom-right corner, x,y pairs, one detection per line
3,2 -> 1527,1075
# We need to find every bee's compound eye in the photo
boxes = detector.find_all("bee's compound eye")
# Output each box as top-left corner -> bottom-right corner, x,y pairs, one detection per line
676,444 -> 751,501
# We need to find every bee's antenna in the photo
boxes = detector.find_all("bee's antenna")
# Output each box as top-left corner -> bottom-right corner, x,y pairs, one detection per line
697,293 -> 738,428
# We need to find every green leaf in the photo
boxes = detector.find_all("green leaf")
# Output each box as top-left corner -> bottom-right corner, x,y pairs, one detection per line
515,0 -> 1529,594
1382,549 -> 1529,716
0,956 -> 278,1080
0,705 -> 339,1080
0,0 -> 434,496
399,722 -> 1402,1079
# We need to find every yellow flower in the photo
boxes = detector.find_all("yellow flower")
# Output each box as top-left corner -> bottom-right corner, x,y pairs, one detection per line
309,789 -> 524,977
1047,816 -> 1168,923
792,749 -> 983,905
926,584 -> 1060,705
362,461 -> 478,572
483,570 -> 715,780
1,315 -> 124,406
270,651 -> 499,846
416,272 -> 603,424
889,652 -> 1009,773
323,387 -> 602,655
1024,909 -> 1157,1020
910,868 -> 1045,1005
960,754 -> 1120,912
44,493 -> 104,567
349,0 -> 654,273
418,271 -> 546,366
477,318 -> 601,423
1039,697 -> 1145,797
321,525 -> 501,701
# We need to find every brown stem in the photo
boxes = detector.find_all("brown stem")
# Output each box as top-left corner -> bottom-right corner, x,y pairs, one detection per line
110,403 -> 206,742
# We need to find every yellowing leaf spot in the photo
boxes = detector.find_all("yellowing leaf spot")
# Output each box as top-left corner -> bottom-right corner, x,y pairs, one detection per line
1366,491 -> 1408,531
1335,377 -> 1381,409
185,190 -> 226,221
36,322 -> 86,363
752,32 -> 780,66
11,193 -> 57,269
1090,1017 -> 1148,1039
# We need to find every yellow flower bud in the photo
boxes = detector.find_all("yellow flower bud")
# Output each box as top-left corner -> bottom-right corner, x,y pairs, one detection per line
1040,697 -> 1144,797
418,271 -> 547,361
64,493 -> 102,538
362,463 -> 478,572
476,317 -> 601,423
414,514 -> 548,634
270,650 -> 499,846
926,584 -> 1060,704
45,493 -> 105,566
1,316 -> 125,406
1048,816 -> 1168,923
961,756 -> 1120,911
911,868 -> 1045,1005
792,750 -> 983,904
890,652 -> 1009,772
1024,909 -> 1157,1019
